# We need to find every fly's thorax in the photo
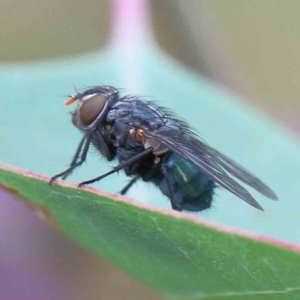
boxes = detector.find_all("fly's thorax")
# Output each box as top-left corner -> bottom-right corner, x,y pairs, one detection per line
106,99 -> 132,121
107,98 -> 168,127
106,97 -> 182,160
128,127 -> 169,158
106,121 -> 129,148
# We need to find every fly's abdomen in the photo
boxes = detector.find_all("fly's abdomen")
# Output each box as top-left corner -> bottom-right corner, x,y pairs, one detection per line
158,154 -> 215,212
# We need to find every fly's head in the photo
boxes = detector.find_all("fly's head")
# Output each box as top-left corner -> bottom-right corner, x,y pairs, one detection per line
65,86 -> 119,131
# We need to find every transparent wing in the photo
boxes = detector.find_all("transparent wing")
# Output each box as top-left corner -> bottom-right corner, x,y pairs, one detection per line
117,99 -> 277,210
144,130 -> 271,210
206,146 -> 278,200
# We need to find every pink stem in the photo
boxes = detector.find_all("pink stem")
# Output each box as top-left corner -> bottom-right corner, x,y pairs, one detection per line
109,0 -> 153,49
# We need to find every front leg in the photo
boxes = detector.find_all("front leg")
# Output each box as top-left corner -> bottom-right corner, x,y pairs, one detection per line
50,132 -> 93,185
62,135 -> 86,180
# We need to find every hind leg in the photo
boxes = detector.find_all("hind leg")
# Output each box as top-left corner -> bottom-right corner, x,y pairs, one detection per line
161,167 -> 182,212
120,176 -> 140,195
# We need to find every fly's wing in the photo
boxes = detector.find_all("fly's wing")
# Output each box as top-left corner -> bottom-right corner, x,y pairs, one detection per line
117,99 -> 277,210
144,130 -> 267,210
206,147 -> 278,200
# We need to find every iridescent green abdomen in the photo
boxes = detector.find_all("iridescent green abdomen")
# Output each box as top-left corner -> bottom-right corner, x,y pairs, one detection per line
156,153 -> 215,211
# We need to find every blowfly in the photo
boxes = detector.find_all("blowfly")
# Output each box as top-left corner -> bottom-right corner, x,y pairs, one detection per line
50,86 -> 278,212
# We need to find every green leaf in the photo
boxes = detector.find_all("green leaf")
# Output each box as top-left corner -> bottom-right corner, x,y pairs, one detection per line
1,163 -> 300,299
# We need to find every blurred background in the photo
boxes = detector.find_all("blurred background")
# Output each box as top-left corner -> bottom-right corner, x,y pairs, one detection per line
2,0 -> 300,129
1,0 -> 300,299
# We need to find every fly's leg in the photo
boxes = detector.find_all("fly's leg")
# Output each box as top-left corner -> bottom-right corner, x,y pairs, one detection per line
50,133 -> 93,185
119,176 -> 140,195
61,135 -> 86,180
161,167 -> 182,211
78,148 -> 153,187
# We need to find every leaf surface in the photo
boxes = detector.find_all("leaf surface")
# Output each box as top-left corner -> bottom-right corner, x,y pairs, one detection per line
1,163 -> 300,299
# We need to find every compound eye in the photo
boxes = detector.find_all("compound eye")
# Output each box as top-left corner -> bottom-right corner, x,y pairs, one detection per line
79,94 -> 107,126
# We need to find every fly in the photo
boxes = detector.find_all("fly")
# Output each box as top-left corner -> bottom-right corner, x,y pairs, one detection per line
50,86 -> 278,212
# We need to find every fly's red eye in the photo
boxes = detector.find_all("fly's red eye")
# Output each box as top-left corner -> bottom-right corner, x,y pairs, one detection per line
79,94 -> 107,126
